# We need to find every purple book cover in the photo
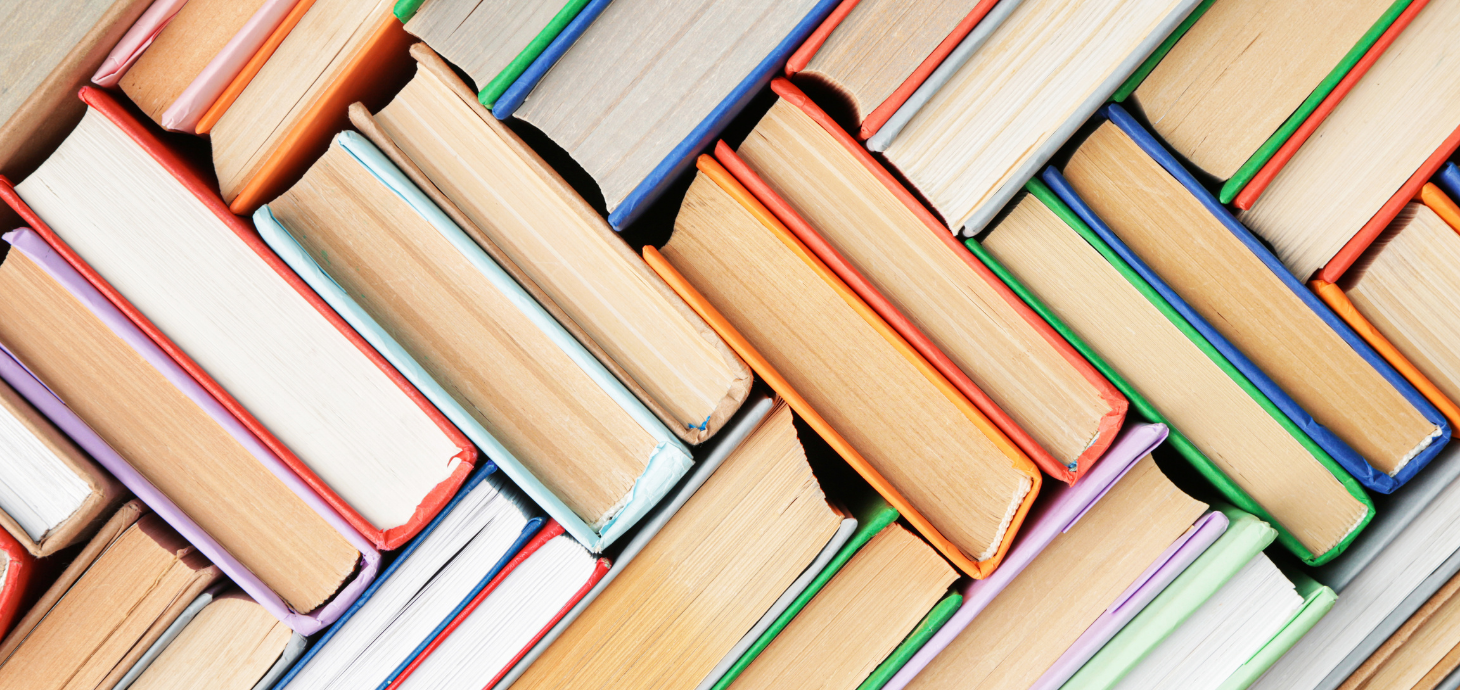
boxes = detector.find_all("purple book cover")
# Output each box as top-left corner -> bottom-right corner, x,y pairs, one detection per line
0,227 -> 379,635
1028,511 -> 1228,689
882,422 -> 1208,690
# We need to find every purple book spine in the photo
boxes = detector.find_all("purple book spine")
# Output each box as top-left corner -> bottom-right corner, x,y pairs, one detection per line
881,423 -> 1171,690
0,227 -> 379,635
1028,510 -> 1229,690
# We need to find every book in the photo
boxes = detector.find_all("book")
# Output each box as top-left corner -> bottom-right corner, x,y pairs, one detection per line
0,226 -> 377,632
720,77 -> 1126,484
8,85 -> 475,551
1317,187 -> 1460,432
268,464 -> 539,690
0,502 -> 223,690
1252,443 -> 1460,690
97,0 -> 272,127
874,432 -> 1210,690
494,393 -> 776,688
384,525 -> 608,690
0,372 -> 125,558
785,0 -> 999,139
1053,105 -> 1448,494
1117,0 -> 1405,190
0,0 -> 151,180
866,0 -> 1201,236
1063,508 -> 1333,690
696,511 -> 861,690
858,593 -> 963,690
259,130 -> 693,551
1236,0 -> 1460,282
206,0 -> 416,213
645,155 -> 1042,577
713,516 -> 958,690
1342,568 -> 1460,690
0,527 -> 30,640
350,44 -> 752,445
972,181 -> 1374,564
117,587 -> 302,690
395,0 -> 589,109
493,0 -> 841,229
508,401 -> 850,690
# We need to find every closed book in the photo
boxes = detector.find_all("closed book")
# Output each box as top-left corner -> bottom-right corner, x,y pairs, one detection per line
645,154 -> 1042,578
272,463 -> 541,690
258,130 -> 694,552
880,423 -> 1215,690
1112,0 -> 1413,202
393,0 -> 589,109
5,85 -> 476,552
0,526 -> 30,640
492,0 -> 841,230
493,394 -> 775,688
1049,103 -> 1449,495
784,0 -> 1000,139
1062,508 -> 1331,690
718,77 -> 1126,484
0,227 -> 378,634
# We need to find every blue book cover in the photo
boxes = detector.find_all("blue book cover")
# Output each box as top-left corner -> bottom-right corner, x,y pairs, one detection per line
1436,161 -> 1460,201
274,462 -> 545,690
1043,103 -> 1449,494
492,0 -> 841,230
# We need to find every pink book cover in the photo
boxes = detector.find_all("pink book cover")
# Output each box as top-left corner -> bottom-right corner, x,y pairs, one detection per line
91,0 -> 304,132
0,227 -> 379,635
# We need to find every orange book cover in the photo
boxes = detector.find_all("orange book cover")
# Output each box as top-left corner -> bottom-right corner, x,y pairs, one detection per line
195,0 -> 318,135
785,0 -> 1000,140
643,154 -> 1040,579
718,78 -> 1125,484
219,10 -> 415,215
1310,182 -> 1460,429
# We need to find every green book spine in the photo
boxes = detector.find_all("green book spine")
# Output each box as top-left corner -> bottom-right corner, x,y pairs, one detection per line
1216,570 -> 1336,690
1111,0 -> 1217,102
1062,506 -> 1277,690
856,591 -> 963,690
710,493 -> 901,690
963,180 -> 1373,566
1219,0 -> 1414,202
393,0 -> 426,23
478,0 -> 591,109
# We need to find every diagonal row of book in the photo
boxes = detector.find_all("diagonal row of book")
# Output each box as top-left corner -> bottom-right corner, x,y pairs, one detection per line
3,0 -> 1460,689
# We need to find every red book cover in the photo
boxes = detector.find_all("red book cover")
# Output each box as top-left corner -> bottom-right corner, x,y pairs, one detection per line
385,520 -> 610,690
715,77 -> 1126,484
1231,0 -> 1460,284
785,0 -> 1001,140
0,85 -> 475,551
0,527 -> 32,638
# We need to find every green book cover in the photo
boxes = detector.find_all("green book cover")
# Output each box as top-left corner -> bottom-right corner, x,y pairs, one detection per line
962,180 -> 1373,566
1061,506 -> 1277,690
1109,0 -> 1413,202
856,591 -> 962,690
1216,571 -> 1336,690
390,0 -> 590,109
709,493 -> 900,690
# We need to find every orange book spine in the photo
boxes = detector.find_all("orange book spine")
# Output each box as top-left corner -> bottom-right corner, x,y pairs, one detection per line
196,0 -> 318,135
643,154 -> 1040,579
227,13 -> 414,214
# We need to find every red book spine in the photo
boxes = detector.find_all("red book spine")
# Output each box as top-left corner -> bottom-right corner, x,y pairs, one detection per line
0,527 -> 32,638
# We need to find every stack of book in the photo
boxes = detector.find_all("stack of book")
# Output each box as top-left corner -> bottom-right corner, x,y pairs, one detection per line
2,0 -> 1460,688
